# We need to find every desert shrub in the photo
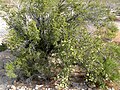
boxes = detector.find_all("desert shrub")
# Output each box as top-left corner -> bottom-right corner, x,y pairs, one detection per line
0,0 -> 120,89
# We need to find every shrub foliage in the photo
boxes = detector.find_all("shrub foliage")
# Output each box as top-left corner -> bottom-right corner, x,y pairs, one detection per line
1,0 -> 120,88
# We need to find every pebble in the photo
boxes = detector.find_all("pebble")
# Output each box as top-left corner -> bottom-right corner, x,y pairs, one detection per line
88,88 -> 92,90
108,87 -> 115,90
35,85 -> 43,89
11,85 -> 16,90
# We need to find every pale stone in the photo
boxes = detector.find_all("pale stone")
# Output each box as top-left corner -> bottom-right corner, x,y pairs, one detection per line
11,85 -> 16,90
35,85 -> 43,89
88,88 -> 92,90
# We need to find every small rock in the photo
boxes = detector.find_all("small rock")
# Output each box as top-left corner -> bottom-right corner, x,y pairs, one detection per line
88,88 -> 92,90
81,89 -> 85,90
108,87 -> 115,90
11,85 -> 16,90
35,85 -> 43,89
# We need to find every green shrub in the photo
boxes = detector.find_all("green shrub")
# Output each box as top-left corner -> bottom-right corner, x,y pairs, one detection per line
1,0 -> 120,89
